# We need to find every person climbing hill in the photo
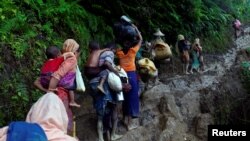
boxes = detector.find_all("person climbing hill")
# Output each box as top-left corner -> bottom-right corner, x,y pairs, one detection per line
34,46 -> 80,108
232,18 -> 244,38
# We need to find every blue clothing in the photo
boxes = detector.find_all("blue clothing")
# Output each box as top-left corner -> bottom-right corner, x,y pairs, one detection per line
136,48 -> 143,60
7,121 -> 47,141
89,50 -> 118,120
191,51 -> 200,69
178,40 -> 190,53
102,102 -> 116,133
99,69 -> 109,79
122,71 -> 139,118
89,79 -> 115,119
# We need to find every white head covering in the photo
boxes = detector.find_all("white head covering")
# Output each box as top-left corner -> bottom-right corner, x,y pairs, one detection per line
0,93 -> 77,141
153,28 -> 165,37
0,127 -> 8,141
26,92 -> 77,141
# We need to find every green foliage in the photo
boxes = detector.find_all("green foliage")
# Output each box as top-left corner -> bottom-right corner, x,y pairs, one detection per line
240,61 -> 250,92
0,0 -> 114,125
81,0 -> 241,53
0,74 -> 30,126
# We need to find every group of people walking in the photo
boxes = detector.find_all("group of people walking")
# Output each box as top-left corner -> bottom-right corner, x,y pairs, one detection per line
0,19 -> 209,141
0,22 -> 143,141
84,24 -> 142,141
0,39 -> 81,141
175,34 -> 205,74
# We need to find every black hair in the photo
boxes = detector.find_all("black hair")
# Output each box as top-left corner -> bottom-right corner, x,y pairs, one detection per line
45,46 -> 60,59
104,42 -> 116,49
113,22 -> 140,49
88,40 -> 100,50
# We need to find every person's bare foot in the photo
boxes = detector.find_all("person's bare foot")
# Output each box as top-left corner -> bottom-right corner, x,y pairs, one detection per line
69,102 -> 81,108
97,85 -> 106,95
111,134 -> 123,141
127,124 -> 138,131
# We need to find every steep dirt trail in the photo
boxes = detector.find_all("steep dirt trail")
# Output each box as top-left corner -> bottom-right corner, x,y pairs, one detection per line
114,27 -> 250,141
75,27 -> 250,141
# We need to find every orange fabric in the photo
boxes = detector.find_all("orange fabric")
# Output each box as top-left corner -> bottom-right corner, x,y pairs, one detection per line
116,44 -> 140,71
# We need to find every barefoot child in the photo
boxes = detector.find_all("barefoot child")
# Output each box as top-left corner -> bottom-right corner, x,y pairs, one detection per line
84,41 -> 111,94
34,46 -> 80,107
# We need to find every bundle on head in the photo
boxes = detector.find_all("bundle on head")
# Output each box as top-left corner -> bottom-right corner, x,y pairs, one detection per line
152,39 -> 172,60
113,22 -> 140,49
137,58 -> 158,83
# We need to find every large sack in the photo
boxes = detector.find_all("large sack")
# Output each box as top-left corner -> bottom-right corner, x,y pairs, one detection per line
152,39 -> 172,60
116,66 -> 128,78
108,72 -> 122,92
76,65 -> 85,92
138,58 -> 158,78
114,66 -> 131,93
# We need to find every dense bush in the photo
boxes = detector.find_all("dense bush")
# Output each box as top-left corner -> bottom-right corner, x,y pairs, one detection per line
0,0 -> 114,126
241,61 -> 250,92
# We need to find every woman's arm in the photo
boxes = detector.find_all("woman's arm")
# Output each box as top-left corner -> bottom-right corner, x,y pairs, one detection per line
48,77 -> 60,91
133,24 -> 142,44
62,52 -> 75,60
34,77 -> 48,92
48,56 -> 77,91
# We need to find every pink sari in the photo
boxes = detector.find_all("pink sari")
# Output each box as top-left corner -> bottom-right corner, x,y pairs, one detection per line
52,55 -> 77,134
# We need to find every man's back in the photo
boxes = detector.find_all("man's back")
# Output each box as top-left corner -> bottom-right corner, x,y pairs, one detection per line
86,50 -> 106,67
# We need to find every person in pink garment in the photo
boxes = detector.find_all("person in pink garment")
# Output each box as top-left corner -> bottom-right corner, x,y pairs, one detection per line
232,18 -> 244,38
34,46 -> 80,108
48,39 -> 81,134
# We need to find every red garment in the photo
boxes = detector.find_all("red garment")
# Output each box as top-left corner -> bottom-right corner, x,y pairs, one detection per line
56,87 -> 73,134
41,57 -> 64,73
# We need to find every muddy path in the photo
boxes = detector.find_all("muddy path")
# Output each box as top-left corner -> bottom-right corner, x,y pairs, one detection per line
74,27 -> 250,141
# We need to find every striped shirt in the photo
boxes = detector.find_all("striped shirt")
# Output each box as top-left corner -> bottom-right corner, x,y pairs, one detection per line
99,51 -> 115,66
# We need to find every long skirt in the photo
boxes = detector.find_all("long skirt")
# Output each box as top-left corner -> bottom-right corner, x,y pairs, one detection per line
191,51 -> 200,70
122,71 -> 139,118
56,87 -> 73,134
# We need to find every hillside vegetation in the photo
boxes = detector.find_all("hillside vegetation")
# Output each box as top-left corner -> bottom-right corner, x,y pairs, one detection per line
0,0 -> 249,126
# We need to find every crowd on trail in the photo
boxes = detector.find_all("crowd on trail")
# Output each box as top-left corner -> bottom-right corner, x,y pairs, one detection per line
0,15 -> 242,141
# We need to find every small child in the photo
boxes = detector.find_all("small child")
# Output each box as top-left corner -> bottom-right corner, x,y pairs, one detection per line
34,46 -> 80,107
84,41 -> 112,94
98,42 -> 120,94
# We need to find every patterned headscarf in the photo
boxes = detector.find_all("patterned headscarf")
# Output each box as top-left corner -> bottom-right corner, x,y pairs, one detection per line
62,39 -> 79,53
